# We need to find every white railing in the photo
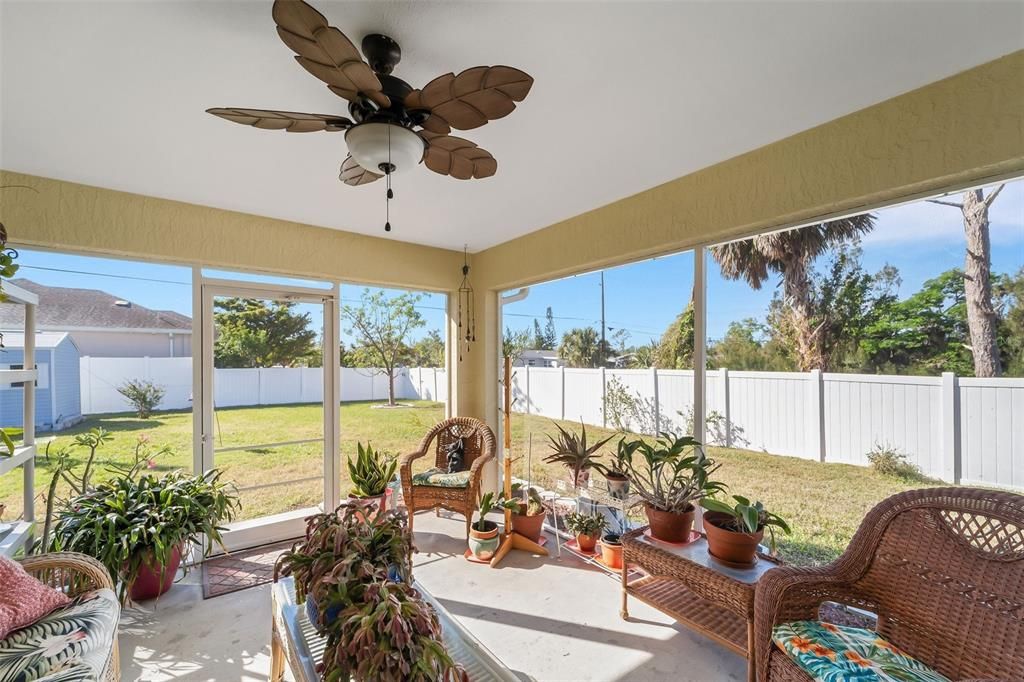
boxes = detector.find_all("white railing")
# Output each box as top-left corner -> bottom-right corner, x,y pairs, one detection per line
79,357 -> 447,414
511,365 -> 1024,491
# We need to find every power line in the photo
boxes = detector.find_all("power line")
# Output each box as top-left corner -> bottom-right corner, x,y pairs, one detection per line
20,264 -> 191,286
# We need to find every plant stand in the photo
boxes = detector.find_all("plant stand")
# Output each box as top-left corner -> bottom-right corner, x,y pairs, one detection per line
490,356 -> 548,567
621,526 -> 782,682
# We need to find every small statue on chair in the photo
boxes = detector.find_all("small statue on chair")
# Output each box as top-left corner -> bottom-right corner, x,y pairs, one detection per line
445,437 -> 465,473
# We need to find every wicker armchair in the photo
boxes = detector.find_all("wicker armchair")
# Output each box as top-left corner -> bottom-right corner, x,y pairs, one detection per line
18,552 -> 121,681
399,417 -> 496,540
754,487 -> 1024,682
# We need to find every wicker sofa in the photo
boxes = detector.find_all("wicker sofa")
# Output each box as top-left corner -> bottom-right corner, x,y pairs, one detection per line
399,417 -> 496,540
754,487 -> 1023,682
3,552 -> 121,682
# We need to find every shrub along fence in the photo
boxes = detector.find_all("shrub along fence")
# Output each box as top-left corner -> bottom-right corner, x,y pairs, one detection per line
78,356 -> 447,414
509,366 -> 1023,492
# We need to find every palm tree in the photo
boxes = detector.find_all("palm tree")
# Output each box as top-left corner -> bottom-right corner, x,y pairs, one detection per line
559,327 -> 605,368
710,215 -> 875,371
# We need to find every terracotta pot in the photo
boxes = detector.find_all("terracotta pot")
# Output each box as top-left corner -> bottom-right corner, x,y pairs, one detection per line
605,474 -> 630,500
576,533 -> 598,553
468,521 -> 500,560
130,544 -> 182,601
703,511 -> 763,565
510,505 -> 546,542
600,537 -> 623,569
347,489 -> 392,521
644,503 -> 695,543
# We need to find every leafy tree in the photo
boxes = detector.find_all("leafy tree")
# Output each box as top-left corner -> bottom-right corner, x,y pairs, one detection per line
532,319 -> 546,350
559,327 -> 608,368
765,245 -> 891,372
859,270 -> 974,375
410,330 -> 445,367
708,319 -> 792,371
629,341 -> 659,369
655,302 -> 695,369
928,186 -> 1005,376
214,298 -> 318,368
543,307 -> 558,350
710,215 -> 875,370
611,328 -> 631,354
503,327 -> 531,361
996,268 -> 1024,376
341,289 -> 425,405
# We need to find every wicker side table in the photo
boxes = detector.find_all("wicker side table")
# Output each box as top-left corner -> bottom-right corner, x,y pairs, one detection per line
621,526 -> 781,682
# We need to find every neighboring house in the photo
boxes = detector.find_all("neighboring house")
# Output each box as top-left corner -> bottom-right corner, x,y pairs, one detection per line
0,332 -> 83,431
0,279 -> 192,357
514,349 -> 562,368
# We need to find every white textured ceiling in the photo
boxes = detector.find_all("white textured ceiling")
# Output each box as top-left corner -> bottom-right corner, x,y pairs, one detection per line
2,1 -> 1022,251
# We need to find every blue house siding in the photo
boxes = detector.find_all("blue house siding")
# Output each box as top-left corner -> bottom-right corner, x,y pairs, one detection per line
52,340 -> 81,427
0,348 -> 54,429
0,336 -> 82,431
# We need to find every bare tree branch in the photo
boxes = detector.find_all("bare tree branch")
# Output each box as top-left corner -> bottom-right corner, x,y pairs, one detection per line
926,199 -> 964,209
983,183 -> 1006,208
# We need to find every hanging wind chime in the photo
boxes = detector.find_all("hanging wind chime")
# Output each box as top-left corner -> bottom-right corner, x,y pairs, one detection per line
457,247 -> 475,361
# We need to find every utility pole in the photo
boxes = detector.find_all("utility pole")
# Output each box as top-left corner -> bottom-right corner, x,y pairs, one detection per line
599,271 -> 606,367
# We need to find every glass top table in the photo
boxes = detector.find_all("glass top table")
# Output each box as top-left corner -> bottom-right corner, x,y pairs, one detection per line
271,576 -> 526,681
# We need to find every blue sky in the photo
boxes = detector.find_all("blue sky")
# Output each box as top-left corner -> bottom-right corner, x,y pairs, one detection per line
9,181 -> 1022,349
505,180 -> 1024,345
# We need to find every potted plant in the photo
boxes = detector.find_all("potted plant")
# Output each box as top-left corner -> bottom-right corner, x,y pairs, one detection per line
700,495 -> 791,565
594,437 -> 639,499
508,484 -> 546,543
468,492 -> 502,560
347,442 -> 397,516
565,511 -> 606,553
277,504 -> 412,633
600,531 -> 623,569
622,433 -> 725,543
52,466 -> 238,603
276,506 -> 464,681
543,420 -> 613,489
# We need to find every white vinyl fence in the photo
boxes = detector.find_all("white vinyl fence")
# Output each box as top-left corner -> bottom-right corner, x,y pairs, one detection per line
79,356 -> 447,414
511,366 -> 1024,491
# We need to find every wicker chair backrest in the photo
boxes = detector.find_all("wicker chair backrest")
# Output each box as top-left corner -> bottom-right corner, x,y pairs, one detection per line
424,417 -> 493,471
851,488 -> 1023,680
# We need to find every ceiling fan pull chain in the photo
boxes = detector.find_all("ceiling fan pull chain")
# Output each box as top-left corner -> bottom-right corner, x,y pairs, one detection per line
384,125 -> 393,232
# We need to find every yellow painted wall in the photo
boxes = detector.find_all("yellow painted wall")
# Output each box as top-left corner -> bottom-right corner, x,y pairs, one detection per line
463,52 -> 1024,423
0,171 -> 465,293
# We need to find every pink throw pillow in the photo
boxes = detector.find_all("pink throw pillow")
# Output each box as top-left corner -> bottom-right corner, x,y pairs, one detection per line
0,555 -> 71,640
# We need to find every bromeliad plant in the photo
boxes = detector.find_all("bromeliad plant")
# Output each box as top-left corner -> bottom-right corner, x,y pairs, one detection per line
51,467 -> 238,604
276,505 -> 465,682
543,420 -> 614,489
347,442 -> 397,498
564,511 -> 606,552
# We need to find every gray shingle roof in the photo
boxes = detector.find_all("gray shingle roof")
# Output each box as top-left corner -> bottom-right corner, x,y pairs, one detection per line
0,279 -> 191,330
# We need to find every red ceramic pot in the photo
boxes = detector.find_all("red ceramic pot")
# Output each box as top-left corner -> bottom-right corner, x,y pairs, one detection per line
130,544 -> 182,601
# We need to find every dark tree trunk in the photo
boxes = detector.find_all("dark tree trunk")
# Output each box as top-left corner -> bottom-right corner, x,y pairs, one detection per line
387,369 -> 396,406
961,189 -> 1002,377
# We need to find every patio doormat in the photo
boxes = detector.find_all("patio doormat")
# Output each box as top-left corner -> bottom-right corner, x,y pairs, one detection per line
202,540 -> 294,599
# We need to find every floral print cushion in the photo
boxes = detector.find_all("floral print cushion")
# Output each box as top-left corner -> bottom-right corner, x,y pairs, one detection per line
0,588 -> 119,682
772,621 -> 950,682
411,467 -> 471,488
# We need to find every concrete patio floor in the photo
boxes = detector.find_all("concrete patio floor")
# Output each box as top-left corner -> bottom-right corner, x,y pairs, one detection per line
119,511 -> 746,681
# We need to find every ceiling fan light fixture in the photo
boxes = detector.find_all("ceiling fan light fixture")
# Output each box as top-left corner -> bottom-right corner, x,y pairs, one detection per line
345,122 -> 424,174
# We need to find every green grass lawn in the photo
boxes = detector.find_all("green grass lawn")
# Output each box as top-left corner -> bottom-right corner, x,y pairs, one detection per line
1,402 -> 938,566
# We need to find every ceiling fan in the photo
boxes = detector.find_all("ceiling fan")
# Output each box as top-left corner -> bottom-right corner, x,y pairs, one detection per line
207,0 -> 534,231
